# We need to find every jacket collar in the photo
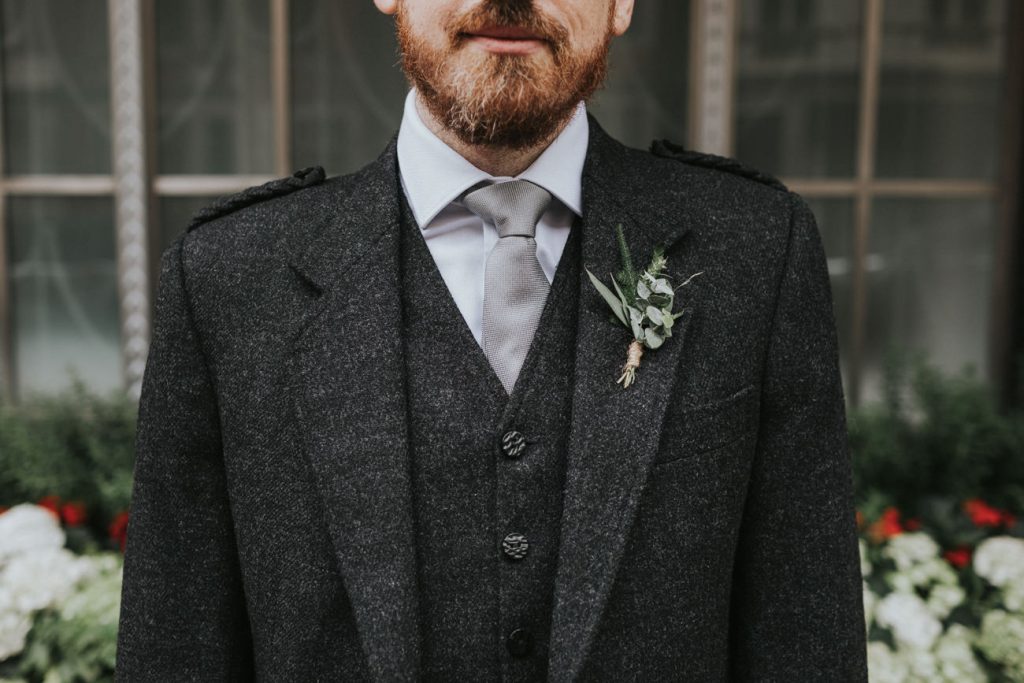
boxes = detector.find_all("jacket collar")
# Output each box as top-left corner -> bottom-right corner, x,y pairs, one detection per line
284,118 -> 694,681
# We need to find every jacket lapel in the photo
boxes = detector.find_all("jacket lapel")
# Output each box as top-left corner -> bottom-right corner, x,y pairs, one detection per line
283,140 -> 421,681
549,120 -> 694,681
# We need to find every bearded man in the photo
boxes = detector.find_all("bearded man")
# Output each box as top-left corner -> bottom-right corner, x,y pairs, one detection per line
115,0 -> 868,680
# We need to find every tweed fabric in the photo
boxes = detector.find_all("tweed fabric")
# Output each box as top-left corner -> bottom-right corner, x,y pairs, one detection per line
115,117 -> 868,682
463,179 -> 553,394
399,192 -> 580,680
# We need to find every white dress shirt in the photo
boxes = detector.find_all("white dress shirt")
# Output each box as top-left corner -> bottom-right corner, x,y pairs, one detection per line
396,89 -> 589,347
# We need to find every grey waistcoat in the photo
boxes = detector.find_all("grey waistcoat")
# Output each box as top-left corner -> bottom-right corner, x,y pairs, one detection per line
398,194 -> 582,681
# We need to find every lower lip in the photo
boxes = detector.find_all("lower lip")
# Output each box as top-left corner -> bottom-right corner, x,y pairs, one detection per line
465,34 -> 547,55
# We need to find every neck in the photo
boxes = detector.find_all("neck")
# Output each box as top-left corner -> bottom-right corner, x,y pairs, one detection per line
414,92 -> 574,177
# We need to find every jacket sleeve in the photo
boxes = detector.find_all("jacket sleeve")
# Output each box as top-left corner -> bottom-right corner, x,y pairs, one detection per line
115,236 -> 254,681
728,194 -> 868,681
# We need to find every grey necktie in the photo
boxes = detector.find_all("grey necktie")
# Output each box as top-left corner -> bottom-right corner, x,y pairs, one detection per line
462,179 -> 553,395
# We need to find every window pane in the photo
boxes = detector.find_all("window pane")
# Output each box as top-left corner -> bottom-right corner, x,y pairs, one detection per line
290,0 -> 407,175
1,0 -> 111,174
589,0 -> 690,149
156,0 -> 274,174
158,196 -> 219,253
876,0 -> 1007,179
7,197 -> 121,397
735,0 -> 861,178
862,199 -> 996,402
806,198 -> 855,397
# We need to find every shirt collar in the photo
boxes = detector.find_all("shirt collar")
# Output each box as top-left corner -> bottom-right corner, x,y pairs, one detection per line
396,88 -> 588,229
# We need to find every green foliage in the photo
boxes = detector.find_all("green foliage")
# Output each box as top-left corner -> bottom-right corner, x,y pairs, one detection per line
613,223 -> 639,306
5,557 -> 122,683
849,351 -> 1024,516
0,379 -> 137,535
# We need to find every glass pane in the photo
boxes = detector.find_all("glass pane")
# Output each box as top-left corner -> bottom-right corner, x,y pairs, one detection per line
156,0 -> 274,174
290,0 -> 407,175
876,0 -> 1007,179
862,199 -> 996,402
7,197 -> 121,397
158,196 -> 220,253
805,198 -> 855,399
589,0 -> 690,149
1,0 -> 111,174
735,0 -> 861,178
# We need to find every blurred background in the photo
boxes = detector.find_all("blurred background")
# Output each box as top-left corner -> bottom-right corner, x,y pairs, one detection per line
1,1 -> 1023,681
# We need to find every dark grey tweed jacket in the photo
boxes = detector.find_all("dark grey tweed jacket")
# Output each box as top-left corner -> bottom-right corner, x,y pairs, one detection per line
115,117 -> 868,681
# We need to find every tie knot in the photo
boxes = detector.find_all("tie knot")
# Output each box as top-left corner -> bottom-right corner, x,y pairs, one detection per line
462,179 -> 552,239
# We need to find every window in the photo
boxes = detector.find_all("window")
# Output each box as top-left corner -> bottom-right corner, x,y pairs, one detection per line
0,0 -> 1018,406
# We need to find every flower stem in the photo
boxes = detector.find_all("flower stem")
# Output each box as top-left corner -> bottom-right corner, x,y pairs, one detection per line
617,339 -> 645,388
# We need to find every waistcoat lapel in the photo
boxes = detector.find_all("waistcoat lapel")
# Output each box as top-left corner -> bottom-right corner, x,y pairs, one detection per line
549,119 -> 694,682
283,140 -> 420,681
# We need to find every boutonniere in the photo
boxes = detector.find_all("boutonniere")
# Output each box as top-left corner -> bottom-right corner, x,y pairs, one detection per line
585,224 -> 702,388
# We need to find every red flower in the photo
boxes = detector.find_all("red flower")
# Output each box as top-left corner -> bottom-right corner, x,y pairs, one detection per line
1004,512 -> 1018,528
0,505 -> 9,515
943,546 -> 972,569
109,510 -> 130,552
868,507 -> 904,542
60,501 -> 88,527
964,499 -> 1008,528
856,510 -> 865,529
905,517 -> 922,531
38,494 -> 61,519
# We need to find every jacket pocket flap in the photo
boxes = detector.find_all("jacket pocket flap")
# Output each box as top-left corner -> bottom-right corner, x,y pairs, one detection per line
656,383 -> 759,463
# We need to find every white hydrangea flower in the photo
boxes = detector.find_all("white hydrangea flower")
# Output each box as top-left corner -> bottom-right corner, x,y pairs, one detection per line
0,547 -> 96,614
1004,577 -> 1024,613
977,610 -> 1024,681
926,583 -> 965,620
0,586 -> 33,662
974,537 -> 1024,589
875,592 -> 942,651
860,539 -> 872,578
934,624 -> 986,683
868,641 -> 909,683
904,647 -> 939,682
887,557 -> 957,593
0,504 -> 66,565
863,582 -> 877,628
884,532 -> 939,572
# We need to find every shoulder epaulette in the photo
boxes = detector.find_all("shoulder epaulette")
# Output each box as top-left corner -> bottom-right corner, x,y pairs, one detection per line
649,139 -> 788,192
187,166 -> 327,232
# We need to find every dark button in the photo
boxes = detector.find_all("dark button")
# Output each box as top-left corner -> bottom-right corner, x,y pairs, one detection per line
502,532 -> 529,560
501,430 -> 528,459
506,628 -> 534,658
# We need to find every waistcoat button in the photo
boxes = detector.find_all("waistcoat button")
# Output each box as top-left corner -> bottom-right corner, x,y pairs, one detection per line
506,628 -> 534,657
502,532 -> 529,560
500,430 -> 527,459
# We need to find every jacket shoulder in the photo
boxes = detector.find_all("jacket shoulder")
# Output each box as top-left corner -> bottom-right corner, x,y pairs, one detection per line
186,166 -> 328,233
649,139 -> 788,193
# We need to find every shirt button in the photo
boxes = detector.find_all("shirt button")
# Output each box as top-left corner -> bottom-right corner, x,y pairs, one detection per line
506,628 -> 534,658
500,430 -> 527,459
502,532 -> 529,560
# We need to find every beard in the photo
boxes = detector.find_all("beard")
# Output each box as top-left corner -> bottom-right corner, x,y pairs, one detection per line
396,0 -> 613,150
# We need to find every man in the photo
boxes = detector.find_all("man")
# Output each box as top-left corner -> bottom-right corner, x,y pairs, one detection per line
115,0 -> 868,680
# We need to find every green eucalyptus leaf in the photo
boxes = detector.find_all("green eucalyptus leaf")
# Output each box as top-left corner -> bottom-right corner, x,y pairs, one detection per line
636,279 -> 651,300
645,329 -> 664,349
646,306 -> 663,325
585,267 -> 628,327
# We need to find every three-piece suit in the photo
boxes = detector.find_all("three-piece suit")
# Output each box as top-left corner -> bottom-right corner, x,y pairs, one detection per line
115,117 -> 868,681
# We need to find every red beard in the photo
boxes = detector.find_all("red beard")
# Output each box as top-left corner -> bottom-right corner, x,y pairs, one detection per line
396,0 -> 613,149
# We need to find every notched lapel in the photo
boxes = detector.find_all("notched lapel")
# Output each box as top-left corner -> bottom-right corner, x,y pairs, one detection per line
550,121 -> 694,682
284,142 -> 421,682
